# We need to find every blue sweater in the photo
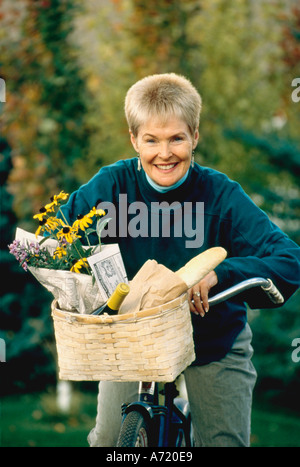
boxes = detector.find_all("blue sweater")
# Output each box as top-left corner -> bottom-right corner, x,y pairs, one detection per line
60,158 -> 300,365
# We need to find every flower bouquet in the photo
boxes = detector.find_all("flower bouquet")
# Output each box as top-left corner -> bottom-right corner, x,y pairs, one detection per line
9,191 -> 126,314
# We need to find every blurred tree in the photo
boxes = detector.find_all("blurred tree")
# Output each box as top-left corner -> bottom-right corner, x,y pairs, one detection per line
126,0 -> 200,78
221,4 -> 300,244
2,0 -> 93,227
69,0 -> 136,180
281,5 -> 300,79
248,3 -> 300,408
0,137 -> 56,395
1,0 -> 91,393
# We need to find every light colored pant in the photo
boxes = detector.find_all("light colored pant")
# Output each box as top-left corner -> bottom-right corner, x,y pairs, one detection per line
88,323 -> 257,447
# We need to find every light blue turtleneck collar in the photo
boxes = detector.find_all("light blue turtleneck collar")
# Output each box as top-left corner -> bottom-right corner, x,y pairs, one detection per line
145,169 -> 189,193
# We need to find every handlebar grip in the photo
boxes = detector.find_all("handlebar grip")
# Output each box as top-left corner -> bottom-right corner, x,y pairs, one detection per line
261,279 -> 284,305
207,277 -> 285,307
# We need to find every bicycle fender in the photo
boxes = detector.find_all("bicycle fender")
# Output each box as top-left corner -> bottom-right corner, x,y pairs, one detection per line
123,401 -> 155,422
174,397 -> 191,419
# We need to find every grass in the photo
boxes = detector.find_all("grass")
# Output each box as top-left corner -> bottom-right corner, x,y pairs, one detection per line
0,389 -> 98,447
1,389 -> 300,447
251,402 -> 300,447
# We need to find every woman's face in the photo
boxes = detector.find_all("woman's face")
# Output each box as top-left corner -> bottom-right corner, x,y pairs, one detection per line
130,116 -> 199,187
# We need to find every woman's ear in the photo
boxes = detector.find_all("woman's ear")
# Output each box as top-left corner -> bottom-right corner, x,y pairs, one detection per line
193,129 -> 199,149
130,131 -> 139,153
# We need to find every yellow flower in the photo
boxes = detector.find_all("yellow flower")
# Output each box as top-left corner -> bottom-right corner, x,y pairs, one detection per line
57,224 -> 79,243
35,217 -> 62,237
53,246 -> 67,259
71,258 -> 89,274
72,213 -> 93,231
47,217 -> 62,230
41,191 -> 70,213
44,201 -> 56,213
88,207 -> 106,218
33,206 -> 50,221
52,191 -> 69,204
33,192 -> 69,221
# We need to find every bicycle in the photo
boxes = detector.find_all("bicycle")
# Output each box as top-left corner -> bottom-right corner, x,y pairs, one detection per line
116,277 -> 284,447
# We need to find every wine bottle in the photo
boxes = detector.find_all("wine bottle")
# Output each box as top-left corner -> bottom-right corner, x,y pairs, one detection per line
92,282 -> 130,315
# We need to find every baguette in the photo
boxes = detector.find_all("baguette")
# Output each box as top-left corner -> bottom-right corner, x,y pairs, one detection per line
175,247 -> 227,289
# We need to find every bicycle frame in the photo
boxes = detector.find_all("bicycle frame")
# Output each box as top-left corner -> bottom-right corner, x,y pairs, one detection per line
121,380 -> 193,447
118,277 -> 284,447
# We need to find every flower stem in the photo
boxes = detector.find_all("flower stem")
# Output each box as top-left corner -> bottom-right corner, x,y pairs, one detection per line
58,207 -> 69,226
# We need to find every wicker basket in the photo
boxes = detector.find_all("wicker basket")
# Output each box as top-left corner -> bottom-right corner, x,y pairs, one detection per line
51,293 -> 195,382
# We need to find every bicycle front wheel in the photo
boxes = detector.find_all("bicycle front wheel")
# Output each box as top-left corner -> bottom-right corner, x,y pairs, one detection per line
117,411 -> 151,447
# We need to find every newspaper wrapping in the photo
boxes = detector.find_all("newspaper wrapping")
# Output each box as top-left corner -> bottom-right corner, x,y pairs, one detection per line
15,228 -> 127,314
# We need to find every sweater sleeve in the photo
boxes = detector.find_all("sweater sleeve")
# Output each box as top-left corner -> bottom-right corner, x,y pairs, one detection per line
213,181 -> 300,309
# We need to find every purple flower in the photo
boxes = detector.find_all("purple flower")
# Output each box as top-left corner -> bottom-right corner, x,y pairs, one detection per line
8,240 -> 29,271
8,240 -> 21,260
29,241 -> 40,255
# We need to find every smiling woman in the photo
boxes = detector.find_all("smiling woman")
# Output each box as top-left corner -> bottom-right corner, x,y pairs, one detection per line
125,73 -> 201,187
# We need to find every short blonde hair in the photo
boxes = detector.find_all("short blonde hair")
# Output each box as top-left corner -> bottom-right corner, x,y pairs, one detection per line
125,73 -> 202,137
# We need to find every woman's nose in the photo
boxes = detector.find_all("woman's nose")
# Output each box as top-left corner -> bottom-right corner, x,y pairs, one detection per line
159,142 -> 171,158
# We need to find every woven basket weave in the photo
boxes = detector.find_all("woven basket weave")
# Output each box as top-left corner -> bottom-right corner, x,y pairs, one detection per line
51,293 -> 195,382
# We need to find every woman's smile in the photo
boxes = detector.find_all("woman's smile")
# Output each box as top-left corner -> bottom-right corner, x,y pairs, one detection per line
154,162 -> 179,172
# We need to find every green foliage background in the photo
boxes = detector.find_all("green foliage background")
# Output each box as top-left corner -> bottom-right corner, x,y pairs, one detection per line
1,0 -> 299,417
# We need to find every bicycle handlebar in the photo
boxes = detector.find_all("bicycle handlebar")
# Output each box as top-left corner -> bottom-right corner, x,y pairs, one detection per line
207,277 -> 284,307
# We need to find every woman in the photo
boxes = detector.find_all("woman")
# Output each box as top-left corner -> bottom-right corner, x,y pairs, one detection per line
59,73 -> 300,446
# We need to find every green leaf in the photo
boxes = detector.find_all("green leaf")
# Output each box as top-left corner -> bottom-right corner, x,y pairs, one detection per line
83,246 -> 93,256
96,217 -> 111,237
39,235 -> 56,246
85,228 -> 96,236
70,238 -> 86,259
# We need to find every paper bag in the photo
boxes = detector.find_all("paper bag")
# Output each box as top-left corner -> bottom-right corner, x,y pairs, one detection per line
119,260 -> 188,315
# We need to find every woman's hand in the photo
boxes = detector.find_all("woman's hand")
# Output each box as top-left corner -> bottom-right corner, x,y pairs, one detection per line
188,270 -> 218,317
